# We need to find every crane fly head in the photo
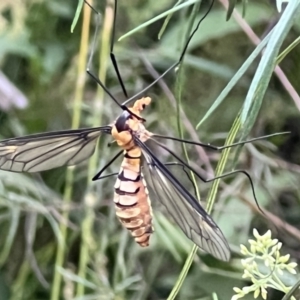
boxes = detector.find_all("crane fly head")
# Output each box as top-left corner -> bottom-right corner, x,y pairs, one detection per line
128,97 -> 151,117
112,97 -> 151,148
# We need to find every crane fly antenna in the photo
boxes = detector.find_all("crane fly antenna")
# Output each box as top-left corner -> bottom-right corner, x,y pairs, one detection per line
122,0 -> 215,106
152,132 -> 291,151
150,138 -> 265,216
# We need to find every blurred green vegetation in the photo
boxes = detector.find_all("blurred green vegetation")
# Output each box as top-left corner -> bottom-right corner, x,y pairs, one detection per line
0,0 -> 300,299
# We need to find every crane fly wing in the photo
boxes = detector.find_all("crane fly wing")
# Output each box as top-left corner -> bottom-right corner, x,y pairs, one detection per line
138,142 -> 230,261
0,126 -> 111,172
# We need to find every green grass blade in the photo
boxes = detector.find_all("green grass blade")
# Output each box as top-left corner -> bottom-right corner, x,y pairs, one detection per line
118,0 -> 199,41
168,2 -> 202,299
277,35 -> 300,64
158,0 -> 183,40
281,277 -> 300,300
196,30 -> 272,129
51,3 -> 91,299
167,245 -> 198,300
161,3 -> 273,51
76,1 -> 112,297
0,207 -> 20,265
206,116 -> 241,212
241,2 -> 300,131
57,266 -> 98,289
226,0 -> 237,21
71,0 -> 85,33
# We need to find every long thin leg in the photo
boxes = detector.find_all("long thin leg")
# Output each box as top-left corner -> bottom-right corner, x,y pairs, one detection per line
94,160 -> 198,197
85,0 -> 121,107
84,0 -> 143,121
92,150 -> 123,181
93,162 -> 197,199
85,0 -> 215,108
150,138 -> 264,214
94,172 -> 118,180
122,0 -> 215,106
151,131 -> 290,151
110,0 -> 128,98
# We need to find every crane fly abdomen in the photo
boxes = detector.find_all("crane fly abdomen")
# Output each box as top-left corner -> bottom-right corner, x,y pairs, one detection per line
114,148 -> 153,247
111,97 -> 153,247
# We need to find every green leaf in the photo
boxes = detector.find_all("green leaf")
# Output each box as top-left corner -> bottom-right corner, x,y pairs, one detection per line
161,3 -> 273,51
282,277 -> 300,300
277,35 -> 300,64
226,0 -> 237,21
196,30 -> 272,129
241,2 -> 300,135
118,0 -> 199,41
71,0 -> 85,33
0,208 -> 20,265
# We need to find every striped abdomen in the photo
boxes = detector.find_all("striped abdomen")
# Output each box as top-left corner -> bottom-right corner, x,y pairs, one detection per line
114,150 -> 153,247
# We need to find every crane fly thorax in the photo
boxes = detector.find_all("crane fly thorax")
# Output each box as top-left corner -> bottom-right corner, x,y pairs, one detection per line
111,97 -> 152,149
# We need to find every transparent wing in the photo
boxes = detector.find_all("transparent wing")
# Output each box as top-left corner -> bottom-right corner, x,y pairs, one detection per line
0,126 -> 111,172
139,143 -> 230,261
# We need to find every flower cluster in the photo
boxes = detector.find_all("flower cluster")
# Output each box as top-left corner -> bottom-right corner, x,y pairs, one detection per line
231,229 -> 298,300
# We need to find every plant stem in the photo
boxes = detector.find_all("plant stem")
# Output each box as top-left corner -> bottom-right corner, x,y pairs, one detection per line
50,3 -> 91,299
168,2 -> 201,300
75,0 -> 114,297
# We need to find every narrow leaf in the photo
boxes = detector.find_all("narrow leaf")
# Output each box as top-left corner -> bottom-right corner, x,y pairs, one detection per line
71,0 -> 85,33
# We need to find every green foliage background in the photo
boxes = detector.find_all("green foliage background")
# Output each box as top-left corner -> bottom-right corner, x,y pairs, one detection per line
0,0 -> 300,299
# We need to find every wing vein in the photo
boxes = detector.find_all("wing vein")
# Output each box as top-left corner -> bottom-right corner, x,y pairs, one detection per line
0,126 -> 111,172
136,137 -> 230,261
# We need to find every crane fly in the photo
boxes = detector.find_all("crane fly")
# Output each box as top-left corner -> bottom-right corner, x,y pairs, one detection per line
0,94 -> 230,260
0,0 -> 274,261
